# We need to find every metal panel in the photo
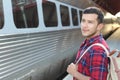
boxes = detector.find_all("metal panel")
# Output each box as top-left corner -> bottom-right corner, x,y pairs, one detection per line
0,29 -> 83,80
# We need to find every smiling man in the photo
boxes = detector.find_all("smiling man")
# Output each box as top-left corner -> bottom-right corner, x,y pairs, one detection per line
67,7 -> 110,80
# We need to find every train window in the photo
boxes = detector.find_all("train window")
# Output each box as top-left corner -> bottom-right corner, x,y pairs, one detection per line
60,5 -> 70,26
42,1 -> 58,27
12,0 -> 39,28
79,10 -> 82,22
0,0 -> 4,29
71,8 -> 78,26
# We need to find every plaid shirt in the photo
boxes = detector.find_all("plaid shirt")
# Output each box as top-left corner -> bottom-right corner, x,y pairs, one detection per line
75,34 -> 109,80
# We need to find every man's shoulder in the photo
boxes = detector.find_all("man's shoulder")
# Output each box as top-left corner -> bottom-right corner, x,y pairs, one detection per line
88,42 -> 109,55
93,38 -> 110,51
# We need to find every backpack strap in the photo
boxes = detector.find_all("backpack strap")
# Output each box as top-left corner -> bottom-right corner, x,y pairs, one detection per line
112,57 -> 120,73
76,43 -> 109,64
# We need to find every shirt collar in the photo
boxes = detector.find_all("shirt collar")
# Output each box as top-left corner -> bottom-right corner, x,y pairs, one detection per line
85,34 -> 103,44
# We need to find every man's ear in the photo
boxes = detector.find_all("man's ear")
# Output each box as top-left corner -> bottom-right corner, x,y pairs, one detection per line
97,23 -> 104,31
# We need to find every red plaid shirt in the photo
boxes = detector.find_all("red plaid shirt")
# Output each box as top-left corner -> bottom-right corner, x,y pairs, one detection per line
75,34 -> 109,80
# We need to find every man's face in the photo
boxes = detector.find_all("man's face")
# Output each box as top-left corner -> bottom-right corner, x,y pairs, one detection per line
81,13 -> 100,39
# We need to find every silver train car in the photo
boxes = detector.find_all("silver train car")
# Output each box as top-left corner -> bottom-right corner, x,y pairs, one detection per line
0,0 -> 120,80
0,0 -> 84,80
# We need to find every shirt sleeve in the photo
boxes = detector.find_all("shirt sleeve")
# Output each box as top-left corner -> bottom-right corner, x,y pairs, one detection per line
89,47 -> 108,80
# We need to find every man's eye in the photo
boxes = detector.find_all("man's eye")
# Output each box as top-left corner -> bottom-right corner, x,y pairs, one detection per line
88,21 -> 93,23
81,20 -> 85,22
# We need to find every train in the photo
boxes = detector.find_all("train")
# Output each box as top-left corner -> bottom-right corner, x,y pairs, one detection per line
0,0 -> 120,80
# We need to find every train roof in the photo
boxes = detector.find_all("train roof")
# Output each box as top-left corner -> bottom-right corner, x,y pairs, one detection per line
57,0 -> 120,15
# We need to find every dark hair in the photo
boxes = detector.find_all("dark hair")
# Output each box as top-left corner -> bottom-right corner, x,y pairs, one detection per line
83,7 -> 104,24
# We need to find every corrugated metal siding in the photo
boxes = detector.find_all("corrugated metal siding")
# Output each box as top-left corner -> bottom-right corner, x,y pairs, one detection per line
0,29 -> 82,79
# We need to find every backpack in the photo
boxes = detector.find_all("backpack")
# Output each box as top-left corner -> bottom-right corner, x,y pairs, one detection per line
107,50 -> 120,80
92,43 -> 120,80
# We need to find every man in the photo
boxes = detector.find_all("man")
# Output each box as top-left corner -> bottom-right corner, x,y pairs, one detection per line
67,7 -> 109,80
